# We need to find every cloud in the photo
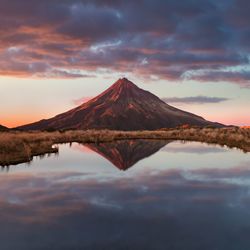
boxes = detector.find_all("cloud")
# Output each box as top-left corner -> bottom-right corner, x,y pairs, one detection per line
162,96 -> 230,104
72,96 -> 93,105
0,0 -> 249,86
185,68 -> 250,88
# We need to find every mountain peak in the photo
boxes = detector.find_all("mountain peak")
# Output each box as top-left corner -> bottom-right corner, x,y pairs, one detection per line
17,78 -> 223,131
112,78 -> 138,90
100,78 -> 141,101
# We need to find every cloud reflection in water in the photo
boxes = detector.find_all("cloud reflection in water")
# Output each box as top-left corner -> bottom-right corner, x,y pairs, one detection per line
0,140 -> 249,250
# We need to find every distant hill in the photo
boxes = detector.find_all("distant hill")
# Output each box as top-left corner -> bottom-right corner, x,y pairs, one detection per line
0,124 -> 8,131
17,78 -> 223,131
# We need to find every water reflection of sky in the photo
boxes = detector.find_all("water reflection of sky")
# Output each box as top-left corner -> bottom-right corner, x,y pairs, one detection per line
0,141 -> 250,250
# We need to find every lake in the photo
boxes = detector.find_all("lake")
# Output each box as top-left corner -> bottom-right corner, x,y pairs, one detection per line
1,140 -> 250,250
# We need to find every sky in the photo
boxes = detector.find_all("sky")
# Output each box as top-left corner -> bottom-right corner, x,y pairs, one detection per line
0,0 -> 249,128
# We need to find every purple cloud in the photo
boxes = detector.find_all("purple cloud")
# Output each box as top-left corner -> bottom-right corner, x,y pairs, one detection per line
0,0 -> 249,86
162,96 -> 230,104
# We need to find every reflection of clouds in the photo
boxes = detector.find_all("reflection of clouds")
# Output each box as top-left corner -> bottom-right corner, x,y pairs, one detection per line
161,141 -> 228,154
0,163 -> 250,249
184,161 -> 250,185
90,197 -> 122,210
0,142 -> 249,249
1,165 -> 250,213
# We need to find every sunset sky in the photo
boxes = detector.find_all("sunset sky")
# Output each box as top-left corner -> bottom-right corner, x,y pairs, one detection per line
0,0 -> 249,128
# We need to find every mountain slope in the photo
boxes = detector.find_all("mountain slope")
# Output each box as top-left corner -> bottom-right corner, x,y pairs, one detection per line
17,78 -> 223,130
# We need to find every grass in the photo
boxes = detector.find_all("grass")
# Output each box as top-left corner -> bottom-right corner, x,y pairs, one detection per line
0,127 -> 249,166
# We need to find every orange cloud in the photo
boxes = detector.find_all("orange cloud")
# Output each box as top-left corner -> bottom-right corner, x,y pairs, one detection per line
72,96 -> 93,106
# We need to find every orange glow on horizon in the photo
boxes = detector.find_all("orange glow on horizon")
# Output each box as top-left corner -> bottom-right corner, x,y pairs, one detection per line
204,114 -> 250,127
1,114 -> 48,128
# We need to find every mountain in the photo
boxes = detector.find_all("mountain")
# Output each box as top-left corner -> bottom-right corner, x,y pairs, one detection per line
84,139 -> 168,170
17,78 -> 223,130
0,124 -> 8,131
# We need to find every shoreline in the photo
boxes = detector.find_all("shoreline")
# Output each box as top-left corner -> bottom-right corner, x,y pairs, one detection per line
0,127 -> 249,166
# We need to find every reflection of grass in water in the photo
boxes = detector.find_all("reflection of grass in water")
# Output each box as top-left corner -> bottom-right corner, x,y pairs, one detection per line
0,127 -> 249,166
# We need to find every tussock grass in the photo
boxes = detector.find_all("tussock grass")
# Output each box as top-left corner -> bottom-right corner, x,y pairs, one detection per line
0,127 -> 249,166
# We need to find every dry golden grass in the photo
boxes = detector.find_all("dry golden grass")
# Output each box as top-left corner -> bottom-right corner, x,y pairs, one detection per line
0,127 -> 249,166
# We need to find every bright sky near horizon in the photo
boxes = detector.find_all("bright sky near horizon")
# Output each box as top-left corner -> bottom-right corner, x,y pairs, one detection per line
0,0 -> 250,128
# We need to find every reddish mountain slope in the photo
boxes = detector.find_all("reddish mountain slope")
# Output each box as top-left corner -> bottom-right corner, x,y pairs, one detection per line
84,139 -> 168,170
17,78 -> 223,130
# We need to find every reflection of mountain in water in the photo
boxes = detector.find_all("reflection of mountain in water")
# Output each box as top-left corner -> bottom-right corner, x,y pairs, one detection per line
84,140 -> 168,170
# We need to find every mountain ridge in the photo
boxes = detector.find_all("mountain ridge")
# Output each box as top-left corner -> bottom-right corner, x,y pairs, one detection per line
17,78 -> 223,131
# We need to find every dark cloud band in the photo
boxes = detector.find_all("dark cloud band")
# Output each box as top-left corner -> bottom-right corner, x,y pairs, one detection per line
0,0 -> 249,86
162,96 -> 230,104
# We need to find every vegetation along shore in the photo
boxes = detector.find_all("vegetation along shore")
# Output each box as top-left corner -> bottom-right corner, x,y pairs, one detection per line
0,127 -> 249,166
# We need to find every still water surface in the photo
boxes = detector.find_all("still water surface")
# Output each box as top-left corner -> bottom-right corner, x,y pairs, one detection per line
1,140 -> 250,250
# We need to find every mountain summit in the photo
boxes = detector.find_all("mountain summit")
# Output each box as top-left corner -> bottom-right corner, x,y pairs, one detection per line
18,78 -> 222,130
